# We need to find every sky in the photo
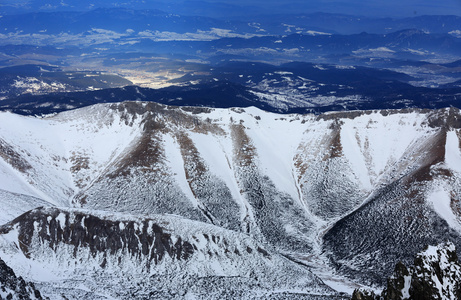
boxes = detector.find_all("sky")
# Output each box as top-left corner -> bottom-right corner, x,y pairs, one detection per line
1,0 -> 460,17
154,0 -> 461,17
250,0 -> 460,17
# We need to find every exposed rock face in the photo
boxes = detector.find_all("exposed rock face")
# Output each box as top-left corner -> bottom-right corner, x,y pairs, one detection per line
382,262 -> 411,300
352,242 -> 461,300
2,207 -> 194,266
0,138 -> 32,173
0,257 -> 46,300
404,242 -> 461,300
351,289 -> 378,300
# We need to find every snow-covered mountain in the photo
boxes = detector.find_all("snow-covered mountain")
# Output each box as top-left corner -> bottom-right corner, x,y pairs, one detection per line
0,102 -> 460,298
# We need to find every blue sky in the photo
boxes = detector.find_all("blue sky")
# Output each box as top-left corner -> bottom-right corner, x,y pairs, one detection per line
114,0 -> 461,17
1,0 -> 460,17
199,0 -> 461,17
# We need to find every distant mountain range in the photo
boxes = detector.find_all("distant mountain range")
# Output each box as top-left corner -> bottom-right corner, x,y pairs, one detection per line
1,8 -> 461,123
0,64 -> 132,100
1,62 -> 460,116
2,8 -> 461,36
1,0 -> 459,18
2,9 -> 461,77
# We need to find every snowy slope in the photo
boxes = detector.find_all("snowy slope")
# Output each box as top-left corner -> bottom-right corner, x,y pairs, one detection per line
322,109 -> 461,287
0,102 -> 460,297
0,207 -> 337,299
0,105 -> 144,207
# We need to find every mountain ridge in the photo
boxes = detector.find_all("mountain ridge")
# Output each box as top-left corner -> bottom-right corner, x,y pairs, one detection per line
0,102 -> 460,297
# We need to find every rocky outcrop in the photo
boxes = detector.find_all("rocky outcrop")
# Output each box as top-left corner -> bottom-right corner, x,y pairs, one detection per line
352,242 -> 461,300
1,207 -> 195,267
0,257 -> 46,300
351,289 -> 379,300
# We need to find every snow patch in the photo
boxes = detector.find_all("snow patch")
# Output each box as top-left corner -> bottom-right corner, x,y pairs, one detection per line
445,130 -> 461,174
428,182 -> 461,233
163,134 -> 198,207
341,121 -> 372,190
